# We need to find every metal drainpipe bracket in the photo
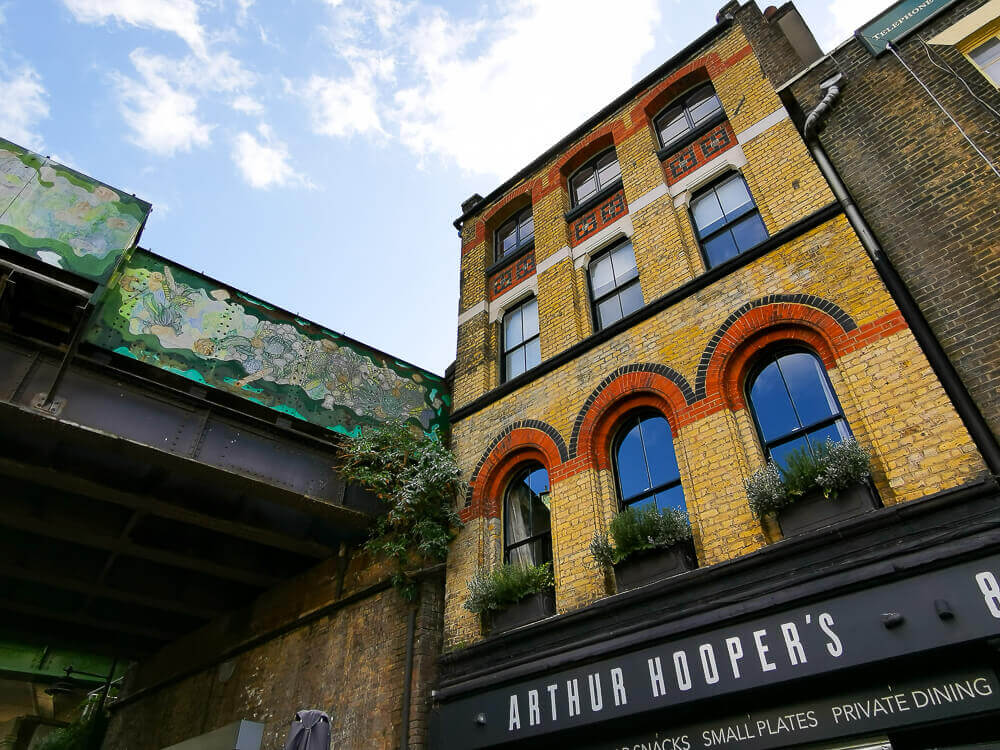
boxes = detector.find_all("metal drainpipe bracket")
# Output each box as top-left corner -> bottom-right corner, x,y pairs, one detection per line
31,392 -> 66,416
820,72 -> 844,90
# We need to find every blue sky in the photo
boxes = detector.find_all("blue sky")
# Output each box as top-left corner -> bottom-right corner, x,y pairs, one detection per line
0,0 -> 876,375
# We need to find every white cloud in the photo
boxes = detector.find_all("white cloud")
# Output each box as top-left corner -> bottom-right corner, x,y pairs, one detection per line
0,65 -> 50,151
231,94 -> 264,114
62,0 -> 207,56
115,50 -> 212,155
231,124 -> 311,189
235,0 -> 254,25
113,47 -> 255,155
303,0 -> 662,177
823,0 -> 875,51
299,63 -> 386,138
399,0 -> 661,175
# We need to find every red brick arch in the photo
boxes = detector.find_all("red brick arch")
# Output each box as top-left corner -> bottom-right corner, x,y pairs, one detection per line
700,301 -> 853,413
463,423 -> 567,522
482,181 -> 534,227
639,66 -> 711,126
571,366 -> 694,474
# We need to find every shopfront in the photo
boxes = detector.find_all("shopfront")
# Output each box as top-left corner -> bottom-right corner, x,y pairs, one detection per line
431,482 -> 1000,750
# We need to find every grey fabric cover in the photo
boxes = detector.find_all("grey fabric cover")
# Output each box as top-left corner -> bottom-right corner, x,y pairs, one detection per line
282,710 -> 331,750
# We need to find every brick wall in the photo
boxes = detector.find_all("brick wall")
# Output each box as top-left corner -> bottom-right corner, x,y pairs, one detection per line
103,555 -> 443,750
785,0 -> 1000,439
444,9 -> 988,652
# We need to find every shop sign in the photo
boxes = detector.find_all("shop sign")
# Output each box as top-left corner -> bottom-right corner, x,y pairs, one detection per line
581,668 -> 1000,750
437,554 -> 1000,748
856,0 -> 959,55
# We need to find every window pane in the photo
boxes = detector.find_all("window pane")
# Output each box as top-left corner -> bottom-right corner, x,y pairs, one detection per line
572,169 -> 597,203
526,466 -> 550,497
970,37 -> 1000,66
749,360 -> 800,442
596,154 -> 621,188
597,295 -> 624,329
703,231 -> 740,267
730,213 -> 769,253
778,352 -> 838,427
658,107 -> 689,145
691,190 -> 725,237
617,420 -> 651,500
521,298 -> 539,339
806,420 -> 851,453
504,305 -> 523,349
689,91 -> 722,125
654,484 -> 686,514
508,539 -> 549,567
983,58 -> 1000,84
610,242 -> 637,284
506,348 -> 526,379
589,254 -> 615,298
505,478 -> 533,542
524,337 -> 541,371
639,416 -> 680,488
628,495 -> 657,512
617,281 -> 643,318
716,176 -> 753,218
771,435 -> 811,473
498,220 -> 517,257
520,213 -> 534,242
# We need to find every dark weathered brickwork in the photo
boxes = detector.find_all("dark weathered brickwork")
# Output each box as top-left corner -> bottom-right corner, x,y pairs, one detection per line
103,557 -> 444,750
783,0 -> 1000,438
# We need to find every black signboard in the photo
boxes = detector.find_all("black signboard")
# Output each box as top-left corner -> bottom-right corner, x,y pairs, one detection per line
581,668 -> 1000,750
438,554 -> 1000,748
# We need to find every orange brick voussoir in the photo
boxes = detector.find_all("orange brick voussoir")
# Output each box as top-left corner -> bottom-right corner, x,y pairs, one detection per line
625,43 -> 754,140
571,366 -> 696,473
700,303 -> 907,413
463,425 -> 568,522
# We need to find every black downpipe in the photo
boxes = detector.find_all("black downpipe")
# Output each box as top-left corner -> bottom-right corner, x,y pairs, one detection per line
799,75 -> 1000,476
400,605 -> 417,750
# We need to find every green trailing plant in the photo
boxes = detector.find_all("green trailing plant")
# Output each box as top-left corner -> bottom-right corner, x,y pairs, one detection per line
745,437 -> 872,518
339,422 -> 463,601
463,561 -> 554,615
36,697 -> 108,750
590,505 -> 693,568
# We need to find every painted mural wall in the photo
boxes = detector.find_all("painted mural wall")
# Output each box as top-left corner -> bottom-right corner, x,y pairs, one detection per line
84,250 -> 449,436
0,137 -> 150,282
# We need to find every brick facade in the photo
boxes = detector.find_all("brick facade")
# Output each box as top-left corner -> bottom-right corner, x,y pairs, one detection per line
103,556 -> 443,750
785,0 -> 1000,440
445,5 -> 988,652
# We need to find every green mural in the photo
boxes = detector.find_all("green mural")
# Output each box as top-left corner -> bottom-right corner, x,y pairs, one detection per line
84,251 -> 449,436
0,137 -> 150,282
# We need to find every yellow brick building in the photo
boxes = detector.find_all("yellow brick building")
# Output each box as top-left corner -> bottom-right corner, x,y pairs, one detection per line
444,15 -> 984,648
433,3 -> 1000,749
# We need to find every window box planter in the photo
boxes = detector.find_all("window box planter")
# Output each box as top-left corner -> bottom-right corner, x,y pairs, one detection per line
777,481 -> 878,537
487,590 -> 556,634
613,540 -> 696,592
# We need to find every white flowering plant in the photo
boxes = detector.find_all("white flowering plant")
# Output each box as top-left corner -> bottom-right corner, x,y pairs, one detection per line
745,437 -> 871,518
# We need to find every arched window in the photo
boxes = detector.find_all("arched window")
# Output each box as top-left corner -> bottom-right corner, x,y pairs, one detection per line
613,412 -> 686,513
746,349 -> 851,470
495,205 -> 534,262
653,83 -> 724,151
569,149 -> 621,207
504,463 -> 552,566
